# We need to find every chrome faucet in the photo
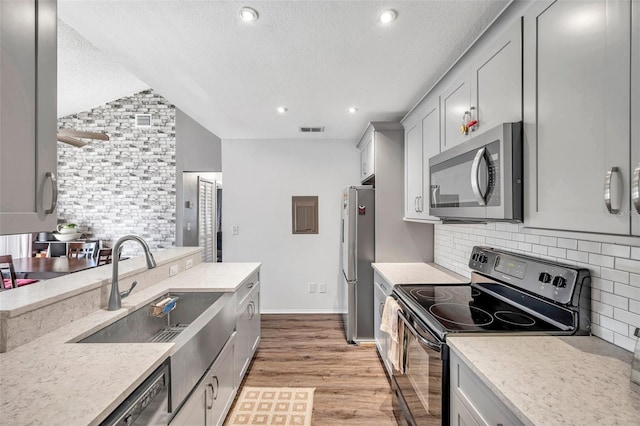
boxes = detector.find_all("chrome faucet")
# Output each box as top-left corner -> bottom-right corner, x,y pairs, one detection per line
108,234 -> 157,311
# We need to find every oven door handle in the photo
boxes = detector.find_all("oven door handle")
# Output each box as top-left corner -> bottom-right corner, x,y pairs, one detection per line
397,311 -> 441,352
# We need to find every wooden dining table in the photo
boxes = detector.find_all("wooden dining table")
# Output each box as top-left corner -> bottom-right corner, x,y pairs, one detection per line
12,257 -> 100,280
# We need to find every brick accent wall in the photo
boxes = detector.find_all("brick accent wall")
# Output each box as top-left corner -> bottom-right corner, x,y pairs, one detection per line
57,90 -> 176,257
434,223 -> 640,352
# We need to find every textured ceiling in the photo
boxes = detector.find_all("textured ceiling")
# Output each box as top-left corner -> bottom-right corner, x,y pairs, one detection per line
58,0 -> 510,139
57,19 -> 149,118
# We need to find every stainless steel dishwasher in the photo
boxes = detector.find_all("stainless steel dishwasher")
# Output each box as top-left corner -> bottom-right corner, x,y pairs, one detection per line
100,361 -> 170,426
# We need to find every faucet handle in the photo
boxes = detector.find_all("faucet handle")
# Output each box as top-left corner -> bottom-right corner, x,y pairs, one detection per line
120,281 -> 138,298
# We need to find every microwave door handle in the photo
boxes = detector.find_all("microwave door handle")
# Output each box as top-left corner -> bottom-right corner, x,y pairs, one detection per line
431,185 -> 439,207
632,162 -> 640,214
471,147 -> 487,206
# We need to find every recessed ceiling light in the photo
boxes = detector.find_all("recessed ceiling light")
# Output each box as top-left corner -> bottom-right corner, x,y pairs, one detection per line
348,107 -> 358,114
240,7 -> 259,22
379,9 -> 397,24
277,106 -> 288,114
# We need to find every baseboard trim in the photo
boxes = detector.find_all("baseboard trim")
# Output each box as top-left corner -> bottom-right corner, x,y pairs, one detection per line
260,308 -> 346,314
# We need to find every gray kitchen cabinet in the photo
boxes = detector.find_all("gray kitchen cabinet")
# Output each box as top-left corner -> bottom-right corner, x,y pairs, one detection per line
440,19 -> 522,152
171,332 -> 237,426
235,274 -> 260,388
373,271 -> 393,377
524,0 -> 632,235
633,0 -> 640,237
0,0 -> 58,235
404,95 -> 441,222
450,350 -> 523,426
358,127 -> 375,183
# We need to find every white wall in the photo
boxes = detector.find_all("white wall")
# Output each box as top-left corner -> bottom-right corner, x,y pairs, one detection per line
222,138 -> 360,313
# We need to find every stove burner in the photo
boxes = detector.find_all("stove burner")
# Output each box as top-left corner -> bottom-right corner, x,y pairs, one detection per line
494,311 -> 536,327
428,303 -> 494,327
410,288 -> 452,302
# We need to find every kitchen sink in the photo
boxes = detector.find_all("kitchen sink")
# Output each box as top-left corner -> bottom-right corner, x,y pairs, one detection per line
79,292 -> 225,344
77,290 -> 237,413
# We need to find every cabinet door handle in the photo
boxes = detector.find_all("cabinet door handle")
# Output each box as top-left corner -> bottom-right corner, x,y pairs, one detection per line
248,301 -> 254,319
212,376 -> 219,400
632,163 -> 640,214
44,172 -> 58,214
604,167 -> 621,214
471,147 -> 488,206
206,383 -> 214,409
418,196 -> 423,212
247,282 -> 254,289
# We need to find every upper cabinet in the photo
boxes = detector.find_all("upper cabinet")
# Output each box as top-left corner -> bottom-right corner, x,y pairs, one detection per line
404,95 -> 440,222
632,0 -> 640,236
441,19 -> 522,151
524,0 -> 634,235
0,0 -> 58,235
358,127 -> 375,183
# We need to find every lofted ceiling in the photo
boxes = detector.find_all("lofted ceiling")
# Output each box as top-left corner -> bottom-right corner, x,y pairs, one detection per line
58,0 -> 511,140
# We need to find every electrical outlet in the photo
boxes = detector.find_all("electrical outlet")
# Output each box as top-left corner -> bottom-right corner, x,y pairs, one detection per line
232,225 -> 239,235
169,264 -> 179,276
309,283 -> 316,293
318,283 -> 326,293
186,259 -> 193,269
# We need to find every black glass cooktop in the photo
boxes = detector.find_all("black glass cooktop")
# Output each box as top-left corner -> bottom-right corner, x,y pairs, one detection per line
394,284 -> 571,339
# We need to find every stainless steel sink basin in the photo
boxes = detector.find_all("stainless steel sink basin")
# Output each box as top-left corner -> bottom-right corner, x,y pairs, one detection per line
80,292 -> 225,344
77,290 -> 237,413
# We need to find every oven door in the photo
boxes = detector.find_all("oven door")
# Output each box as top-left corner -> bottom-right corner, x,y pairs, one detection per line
392,311 -> 447,426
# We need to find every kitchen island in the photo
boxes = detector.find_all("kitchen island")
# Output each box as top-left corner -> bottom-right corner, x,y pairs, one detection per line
448,335 -> 640,425
0,261 -> 260,426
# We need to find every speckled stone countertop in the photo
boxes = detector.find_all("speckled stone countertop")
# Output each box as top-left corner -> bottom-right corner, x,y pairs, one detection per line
372,262 -> 467,285
0,262 -> 260,426
447,336 -> 640,425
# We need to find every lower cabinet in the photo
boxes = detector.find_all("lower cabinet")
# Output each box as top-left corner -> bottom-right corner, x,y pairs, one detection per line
171,332 -> 237,426
449,351 -> 523,426
373,272 -> 393,376
235,278 -> 261,387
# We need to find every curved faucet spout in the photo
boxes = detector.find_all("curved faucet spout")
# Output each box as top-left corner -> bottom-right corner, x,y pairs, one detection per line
108,234 -> 157,311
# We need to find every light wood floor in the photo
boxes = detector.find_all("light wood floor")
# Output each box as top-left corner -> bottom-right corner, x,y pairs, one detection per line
228,314 -> 400,425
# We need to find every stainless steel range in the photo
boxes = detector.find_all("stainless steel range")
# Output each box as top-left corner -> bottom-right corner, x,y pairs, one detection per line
391,246 -> 591,425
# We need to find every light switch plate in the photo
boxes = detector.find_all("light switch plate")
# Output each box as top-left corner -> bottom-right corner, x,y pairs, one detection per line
318,283 -> 326,293
169,265 -> 179,276
232,225 -> 239,235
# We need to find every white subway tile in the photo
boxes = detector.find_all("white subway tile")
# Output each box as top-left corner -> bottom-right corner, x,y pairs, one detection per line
505,224 -> 520,233
511,233 -> 525,242
591,324 -> 614,343
600,315 -> 629,335
525,235 -> 540,244
531,245 -> 548,255
589,253 -> 615,268
592,288 -> 601,301
630,300 -> 640,314
518,242 -> 532,252
592,278 -> 614,293
631,274 -> 640,287
601,243 -> 630,258
591,300 -> 614,317
600,291 -> 628,309
614,308 -> 640,328
566,250 -> 589,263
601,267 -> 630,284
613,333 -> 635,352
578,240 -> 602,254
539,236 -> 557,247
547,247 -> 566,258
631,247 -> 640,260
615,258 -> 640,274
614,283 -> 640,301
557,238 -> 578,250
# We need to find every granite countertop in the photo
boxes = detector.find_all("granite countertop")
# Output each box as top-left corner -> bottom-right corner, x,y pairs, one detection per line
447,335 -> 640,425
0,262 -> 260,426
372,262 -> 467,285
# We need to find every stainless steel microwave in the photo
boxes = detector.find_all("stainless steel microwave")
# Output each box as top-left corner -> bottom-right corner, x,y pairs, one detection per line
428,122 -> 523,222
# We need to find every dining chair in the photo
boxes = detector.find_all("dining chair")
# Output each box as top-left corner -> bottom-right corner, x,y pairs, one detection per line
67,242 -> 96,259
97,248 -> 113,266
0,255 -> 39,290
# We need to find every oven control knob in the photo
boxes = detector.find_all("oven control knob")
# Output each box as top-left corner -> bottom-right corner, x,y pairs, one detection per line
480,255 -> 488,263
472,253 -> 479,261
552,276 -> 567,288
124,414 -> 134,425
538,272 -> 552,283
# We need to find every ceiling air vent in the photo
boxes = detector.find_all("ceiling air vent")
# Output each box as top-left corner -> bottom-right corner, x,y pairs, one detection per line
135,114 -> 152,128
299,126 -> 325,133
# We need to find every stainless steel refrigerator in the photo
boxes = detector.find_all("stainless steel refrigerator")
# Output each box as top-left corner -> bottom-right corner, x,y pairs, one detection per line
341,185 -> 375,344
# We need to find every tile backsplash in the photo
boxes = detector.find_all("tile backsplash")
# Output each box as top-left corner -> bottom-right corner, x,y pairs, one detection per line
434,223 -> 640,352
